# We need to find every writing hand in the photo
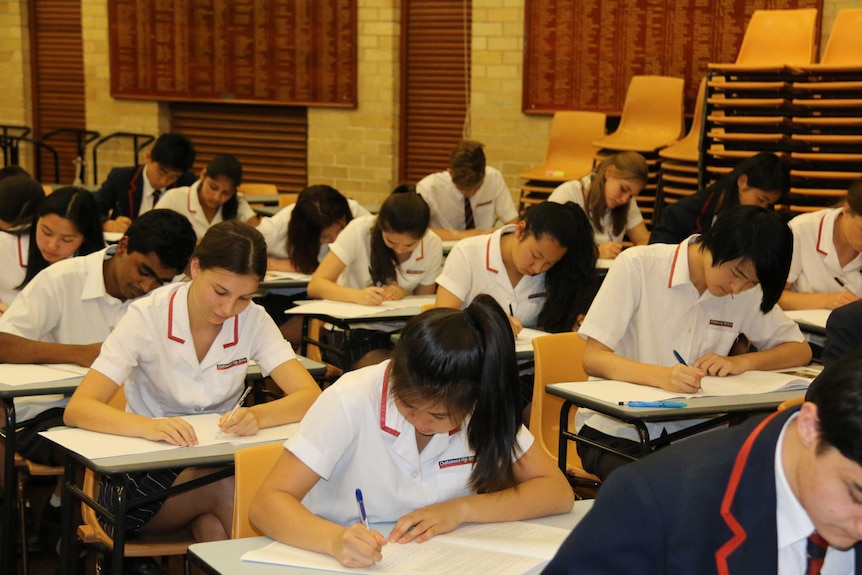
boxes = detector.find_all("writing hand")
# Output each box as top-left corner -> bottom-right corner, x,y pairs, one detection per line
333,524 -> 387,567
218,407 -> 259,436
357,287 -> 385,306
381,284 -> 409,301
597,242 -> 623,259
660,364 -> 703,393
828,291 -> 859,310
508,315 -> 523,338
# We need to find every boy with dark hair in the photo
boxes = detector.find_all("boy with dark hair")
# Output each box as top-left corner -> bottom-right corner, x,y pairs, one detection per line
577,205 -> 812,479
546,353 -> 862,574
416,140 -> 518,241
94,133 -> 197,233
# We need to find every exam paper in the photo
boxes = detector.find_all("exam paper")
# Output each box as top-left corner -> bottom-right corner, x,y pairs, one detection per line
0,363 -> 86,386
285,296 -> 436,319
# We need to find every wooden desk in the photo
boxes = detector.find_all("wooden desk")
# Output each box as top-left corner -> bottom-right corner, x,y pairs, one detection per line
546,381 -> 806,474
0,367 -> 83,575
188,500 -> 595,575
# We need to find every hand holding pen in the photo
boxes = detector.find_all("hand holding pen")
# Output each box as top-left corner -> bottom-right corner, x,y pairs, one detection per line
507,302 -> 523,337
217,386 -> 255,438
663,349 -> 703,394
333,489 -> 386,568
831,277 -> 859,308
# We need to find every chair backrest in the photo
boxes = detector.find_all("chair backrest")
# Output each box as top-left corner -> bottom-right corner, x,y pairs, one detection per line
616,75 -> 685,142
821,9 -> 862,66
237,182 -> 279,196
777,396 -> 804,411
735,9 -> 818,66
660,77 -> 707,161
231,442 -> 284,538
541,111 -> 607,180
529,332 -> 589,467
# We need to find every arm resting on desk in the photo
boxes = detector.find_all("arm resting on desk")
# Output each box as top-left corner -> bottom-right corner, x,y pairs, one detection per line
308,252 -> 385,306
238,358 -> 320,432
267,256 -> 299,273
0,332 -> 101,367
778,283 -> 859,311
693,340 -> 812,377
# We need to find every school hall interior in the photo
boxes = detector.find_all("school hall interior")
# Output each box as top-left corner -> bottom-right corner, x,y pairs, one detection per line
3,1 -> 862,574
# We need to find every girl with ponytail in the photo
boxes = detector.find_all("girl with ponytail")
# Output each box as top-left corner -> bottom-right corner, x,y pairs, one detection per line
249,295 -> 573,568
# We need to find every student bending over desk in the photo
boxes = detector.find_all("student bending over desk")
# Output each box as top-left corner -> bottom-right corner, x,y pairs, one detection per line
64,221 -> 321,542
249,296 -> 573,568
779,179 -> 862,311
545,354 -> 862,575
578,205 -> 812,480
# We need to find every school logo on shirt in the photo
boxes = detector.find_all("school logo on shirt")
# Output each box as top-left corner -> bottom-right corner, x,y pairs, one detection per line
438,455 -> 475,469
709,319 -> 734,329
528,292 -> 548,299
404,269 -> 425,275
216,358 -> 248,371
475,200 -> 492,208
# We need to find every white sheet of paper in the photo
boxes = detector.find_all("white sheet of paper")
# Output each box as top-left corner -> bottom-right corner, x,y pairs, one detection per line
241,521 -> 570,575
41,413 -> 298,459
286,296 -> 436,319
785,309 -> 831,329
0,363 -> 85,386
515,328 -> 548,353
263,270 -> 312,282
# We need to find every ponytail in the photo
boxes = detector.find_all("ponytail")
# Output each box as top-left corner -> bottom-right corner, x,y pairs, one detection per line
390,294 -> 521,493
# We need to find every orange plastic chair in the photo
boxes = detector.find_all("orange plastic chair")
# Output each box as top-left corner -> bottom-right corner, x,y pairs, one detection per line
709,9 -> 818,70
592,75 -> 685,153
529,332 -> 600,488
520,111 -> 607,183
777,396 -> 804,411
231,442 -> 284,538
660,78 -> 706,163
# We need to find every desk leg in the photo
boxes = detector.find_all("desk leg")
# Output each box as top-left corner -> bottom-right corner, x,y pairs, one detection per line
300,317 -> 309,357
59,458 -> 76,575
111,481 -> 128,575
632,421 -> 652,457
557,400 -> 573,475
2,399 -> 17,575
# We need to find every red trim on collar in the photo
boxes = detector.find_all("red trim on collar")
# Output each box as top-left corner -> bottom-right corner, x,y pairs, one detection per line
187,186 -> 197,214
222,316 -> 239,348
714,410 -> 782,574
16,235 -> 26,268
379,364 -> 400,437
126,165 -> 145,218
415,238 -> 425,261
668,242 -> 684,288
485,237 -> 499,273
815,214 -> 829,256
167,290 -> 186,344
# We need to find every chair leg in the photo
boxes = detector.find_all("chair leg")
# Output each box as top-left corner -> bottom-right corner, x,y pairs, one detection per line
183,554 -> 191,575
17,469 -> 29,575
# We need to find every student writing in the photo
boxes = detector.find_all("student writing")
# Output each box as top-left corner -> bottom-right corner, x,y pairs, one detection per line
249,295 -> 573,568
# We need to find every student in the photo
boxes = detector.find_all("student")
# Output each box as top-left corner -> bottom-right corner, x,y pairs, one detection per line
0,186 -> 103,314
779,180 -> 862,311
649,152 -> 789,245
435,201 -> 597,335
548,151 -> 649,259
258,184 -> 370,274
416,140 -> 519,241
94,133 -> 197,233
64,220 -> 321,544
0,173 -> 44,231
577,205 -> 812,480
249,295 -> 574,568
157,154 -> 258,240
545,354 -> 862,575
0,209 -> 196,552
308,185 -> 442,305
822,300 -> 862,368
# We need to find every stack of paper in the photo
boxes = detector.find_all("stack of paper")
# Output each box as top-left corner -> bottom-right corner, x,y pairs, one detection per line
0,363 -> 87,386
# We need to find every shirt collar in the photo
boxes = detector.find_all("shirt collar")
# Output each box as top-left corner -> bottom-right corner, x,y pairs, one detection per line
815,210 -> 839,257
485,224 -> 517,274
141,164 -> 158,198
668,235 -> 700,289
775,413 -> 815,549
187,180 -> 203,214
164,281 -> 240,350
82,247 -> 121,303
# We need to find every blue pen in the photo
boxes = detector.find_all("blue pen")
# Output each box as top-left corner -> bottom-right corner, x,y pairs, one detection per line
672,349 -> 688,366
355,488 -> 369,529
619,400 -> 687,408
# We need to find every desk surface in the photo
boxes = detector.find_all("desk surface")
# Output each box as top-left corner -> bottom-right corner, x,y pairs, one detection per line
189,499 -> 593,575
785,309 -> 829,336
286,296 -> 435,323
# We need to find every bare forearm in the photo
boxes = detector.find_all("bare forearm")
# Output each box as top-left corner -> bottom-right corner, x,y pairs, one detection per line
430,227 -> 487,241
0,334 -> 99,366
737,341 -> 812,371
251,490 -> 345,556
779,290 -> 837,310
64,393 -> 153,437
583,349 -> 669,388
308,276 -> 362,303
458,475 -> 574,524
249,386 -> 320,428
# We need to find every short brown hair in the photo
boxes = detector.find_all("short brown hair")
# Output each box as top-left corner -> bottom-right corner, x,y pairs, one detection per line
449,140 -> 486,191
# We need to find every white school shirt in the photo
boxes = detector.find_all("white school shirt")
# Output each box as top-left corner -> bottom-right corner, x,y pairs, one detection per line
328,215 -> 442,292
0,231 -> 29,307
548,175 -> 643,244
436,225 -> 547,328
417,167 -> 518,231
257,199 -> 371,259
577,237 -> 806,441
91,281 -> 296,418
285,360 -> 534,525
775,413 -> 854,574
156,180 -> 256,240
0,246 -> 131,420
787,208 -> 862,295
138,164 -> 160,215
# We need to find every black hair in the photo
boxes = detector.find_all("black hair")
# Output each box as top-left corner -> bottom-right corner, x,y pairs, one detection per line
194,220 -> 267,279
0,165 -> 32,181
712,152 -> 789,213
287,185 -> 353,274
369,185 -> 430,286
805,353 -> 862,468
150,133 -> 196,172
124,209 -> 197,273
19,187 -> 104,288
521,202 -> 598,332
0,175 -> 45,228
699,205 -> 792,312
204,154 -> 243,222
390,294 -> 521,493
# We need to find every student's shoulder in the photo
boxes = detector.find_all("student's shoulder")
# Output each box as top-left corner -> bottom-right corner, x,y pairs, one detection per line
155,186 -> 191,207
788,207 -> 834,231
347,198 -> 372,218
416,170 -> 451,195
106,166 -> 140,182
423,228 -> 443,249
317,361 -> 387,407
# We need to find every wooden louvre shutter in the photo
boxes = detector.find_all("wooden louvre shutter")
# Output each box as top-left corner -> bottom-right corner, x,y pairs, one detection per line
28,0 -> 86,185
400,1 -> 472,184
169,103 -> 308,194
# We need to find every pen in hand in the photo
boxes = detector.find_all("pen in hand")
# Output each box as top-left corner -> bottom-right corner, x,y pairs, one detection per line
355,488 -> 369,530
834,276 -> 856,295
672,349 -> 688,366
216,385 -> 252,439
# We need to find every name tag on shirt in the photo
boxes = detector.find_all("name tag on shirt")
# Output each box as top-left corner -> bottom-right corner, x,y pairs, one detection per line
708,319 -> 734,329
216,358 -> 248,371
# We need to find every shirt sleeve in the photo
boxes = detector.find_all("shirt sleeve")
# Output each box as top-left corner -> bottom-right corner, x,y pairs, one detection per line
328,217 -> 365,268
419,232 -> 444,287
0,274 -> 64,341
578,251 -> 643,350
435,241 -> 474,302
786,220 -> 804,286
740,302 -> 807,350
489,170 -> 518,223
626,197 -> 644,230
152,188 -> 186,214
236,195 -> 257,223
248,304 -> 297,375
89,304 -> 148,386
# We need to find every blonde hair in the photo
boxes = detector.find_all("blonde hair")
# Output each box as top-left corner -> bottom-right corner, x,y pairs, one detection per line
585,151 -> 648,237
